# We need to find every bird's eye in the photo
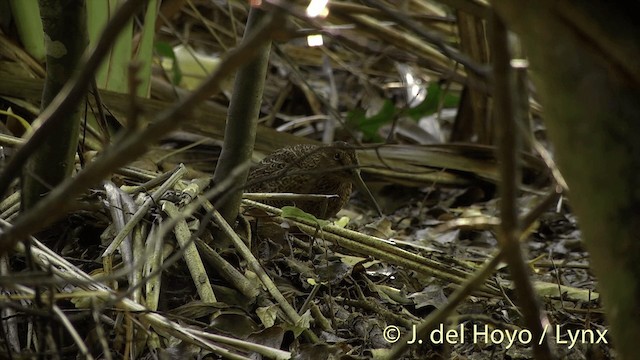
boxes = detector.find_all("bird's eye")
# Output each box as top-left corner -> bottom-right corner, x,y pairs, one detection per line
334,153 -> 341,161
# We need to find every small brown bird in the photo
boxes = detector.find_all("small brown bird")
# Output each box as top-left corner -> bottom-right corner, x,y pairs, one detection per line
246,142 -> 381,219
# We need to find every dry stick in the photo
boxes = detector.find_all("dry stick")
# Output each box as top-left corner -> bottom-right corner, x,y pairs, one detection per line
109,163 -> 262,304
383,252 -> 505,360
243,199 -> 500,297
206,202 -> 321,343
97,166 -> 248,312
89,79 -> 111,145
384,187 -> 562,359
195,239 -> 260,299
91,162 -> 250,309
13,238 -> 287,360
520,186 -> 562,232
1,207 -> 285,359
0,0 -> 147,201
0,12 -> 281,254
0,256 -> 19,354
361,0 -> 490,79
90,303 -> 112,360
327,2 -> 458,22
491,13 -> 554,359
51,305 -> 92,359
162,201 -> 217,303
102,181 -> 138,294
102,164 -> 188,257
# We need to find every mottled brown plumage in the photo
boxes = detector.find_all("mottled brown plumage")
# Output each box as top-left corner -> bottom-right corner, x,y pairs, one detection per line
247,142 -> 359,219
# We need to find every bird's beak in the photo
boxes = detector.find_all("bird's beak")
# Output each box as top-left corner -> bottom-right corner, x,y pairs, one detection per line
351,168 -> 383,217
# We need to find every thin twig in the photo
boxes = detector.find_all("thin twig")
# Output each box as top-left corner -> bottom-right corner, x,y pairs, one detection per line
383,249 -> 505,359
361,0 -> 490,79
491,12 -> 554,359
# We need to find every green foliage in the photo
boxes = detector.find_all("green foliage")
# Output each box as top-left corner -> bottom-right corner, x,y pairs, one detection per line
281,206 -> 329,228
155,41 -> 182,85
8,0 -> 44,61
406,82 -> 460,120
347,82 -> 459,141
87,0 -> 133,93
347,100 -> 396,142
134,0 -> 159,97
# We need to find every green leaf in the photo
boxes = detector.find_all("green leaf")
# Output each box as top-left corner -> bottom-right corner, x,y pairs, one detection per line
281,206 -> 329,228
407,82 -> 460,120
346,100 -> 396,142
346,83 -> 459,140
87,0 -> 133,93
134,0 -> 159,97
155,41 -> 182,85
8,0 -> 45,61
